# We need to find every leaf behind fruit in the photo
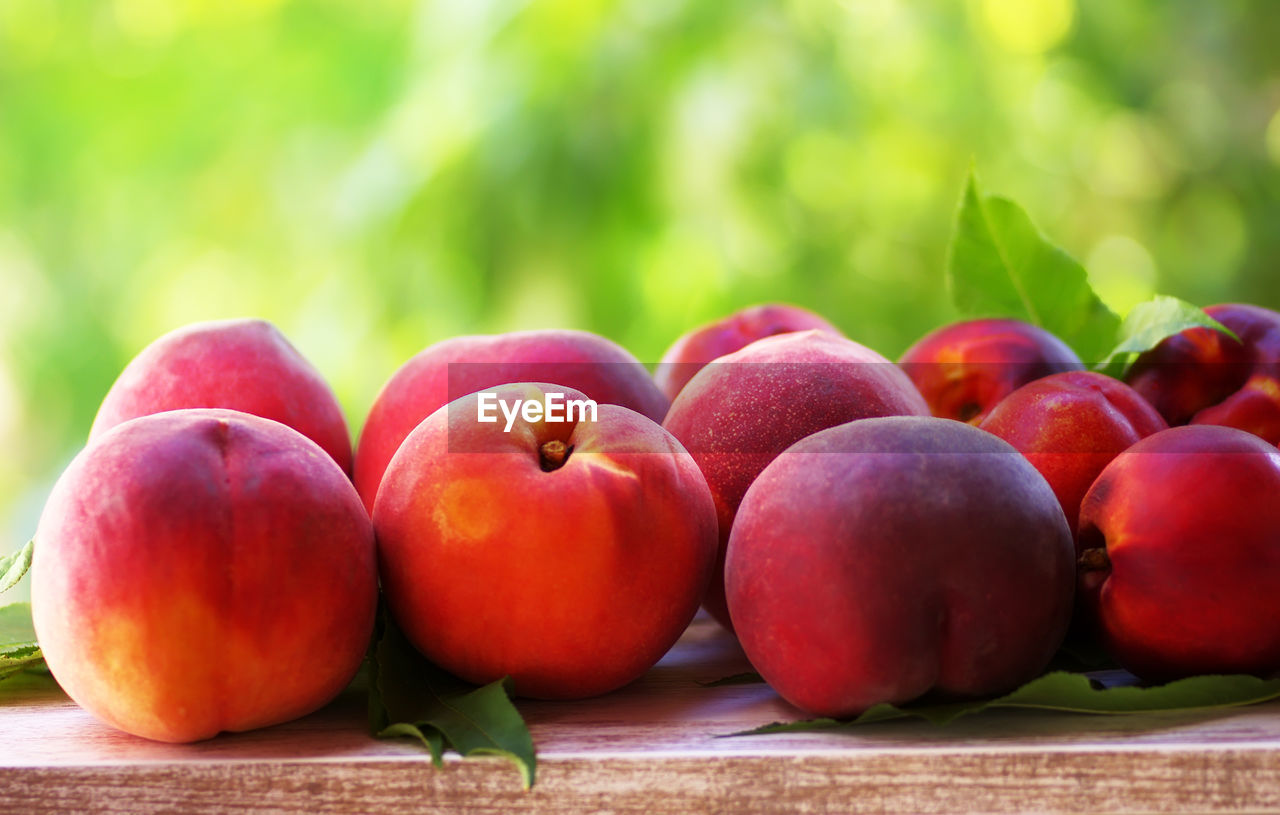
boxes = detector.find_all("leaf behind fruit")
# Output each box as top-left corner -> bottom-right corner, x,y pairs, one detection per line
368,609 -> 536,789
725,671 -> 1280,736
0,602 -> 44,682
1095,295 -> 1239,377
947,170 -> 1120,362
0,540 -> 33,595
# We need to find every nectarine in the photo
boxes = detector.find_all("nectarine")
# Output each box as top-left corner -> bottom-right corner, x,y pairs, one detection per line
979,371 -> 1167,533
661,330 -> 930,630
899,318 -> 1084,424
726,416 -> 1075,717
1077,424 -> 1280,680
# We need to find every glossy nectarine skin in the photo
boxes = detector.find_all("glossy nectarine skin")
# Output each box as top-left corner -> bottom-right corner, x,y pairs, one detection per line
726,417 -> 1075,717
355,330 -> 668,513
1126,304 -> 1280,445
1077,424 -> 1280,681
33,410 -> 378,743
899,318 -> 1084,424
91,318 -> 353,474
661,330 -> 930,630
654,304 -> 841,401
373,383 -> 717,700
979,371 -> 1167,533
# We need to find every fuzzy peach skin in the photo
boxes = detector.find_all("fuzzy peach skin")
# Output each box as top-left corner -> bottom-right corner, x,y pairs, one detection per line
1076,424 -> 1280,681
32,409 -> 377,743
1126,304 -> 1280,445
354,330 -> 668,514
373,383 -> 717,700
661,330 -> 930,631
654,303 -> 842,402
979,371 -> 1167,534
90,318 -> 353,474
726,416 -> 1075,717
898,318 -> 1084,424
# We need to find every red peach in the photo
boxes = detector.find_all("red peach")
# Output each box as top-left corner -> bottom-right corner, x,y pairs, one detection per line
354,330 -> 668,513
661,330 -> 930,630
32,409 -> 377,743
91,318 -> 352,474
373,383 -> 717,699
654,303 -> 842,401
899,318 -> 1084,424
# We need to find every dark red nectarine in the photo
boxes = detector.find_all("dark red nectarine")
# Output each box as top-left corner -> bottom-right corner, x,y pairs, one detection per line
899,318 -> 1084,424
661,330 -> 930,630
1077,424 -> 1280,681
1126,304 -> 1280,445
726,416 -> 1075,717
979,371 -> 1167,533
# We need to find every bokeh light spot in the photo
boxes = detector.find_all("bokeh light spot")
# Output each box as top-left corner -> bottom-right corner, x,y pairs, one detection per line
785,131 -> 860,212
1266,108 -> 1280,167
980,0 -> 1075,55
1086,235 -> 1157,316
1087,112 -> 1175,200
1162,187 -> 1247,283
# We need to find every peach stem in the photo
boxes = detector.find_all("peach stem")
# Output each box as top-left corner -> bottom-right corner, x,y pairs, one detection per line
539,440 -> 571,472
1078,547 -> 1111,573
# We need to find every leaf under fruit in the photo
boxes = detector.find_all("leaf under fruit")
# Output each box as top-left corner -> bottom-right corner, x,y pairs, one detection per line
368,608 -> 536,788
726,670 -> 1280,736
0,602 -> 44,682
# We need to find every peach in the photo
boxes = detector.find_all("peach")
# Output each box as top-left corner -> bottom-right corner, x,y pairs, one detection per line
654,303 -> 842,401
899,318 -> 1084,424
661,330 -> 930,629
373,383 -> 717,699
91,318 -> 353,474
1077,424 -> 1280,681
726,416 -> 1075,717
1126,303 -> 1280,445
354,330 -> 668,513
32,409 -> 377,743
979,371 -> 1167,533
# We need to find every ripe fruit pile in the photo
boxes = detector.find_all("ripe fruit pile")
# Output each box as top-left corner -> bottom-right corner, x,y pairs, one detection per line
29,302 -> 1280,741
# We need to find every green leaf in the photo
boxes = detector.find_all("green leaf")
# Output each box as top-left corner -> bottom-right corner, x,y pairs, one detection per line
1095,295 -> 1240,378
1,602 -> 37,649
0,540 -> 34,595
368,609 -> 536,789
726,670 -> 1280,736
0,602 -> 44,682
947,170 -> 1120,362
0,666 -> 58,695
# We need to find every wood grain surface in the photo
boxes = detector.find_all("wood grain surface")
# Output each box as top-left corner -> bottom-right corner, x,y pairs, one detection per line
4,617 -> 1280,814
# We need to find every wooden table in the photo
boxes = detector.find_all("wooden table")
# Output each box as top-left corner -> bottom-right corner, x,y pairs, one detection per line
4,617 -> 1280,814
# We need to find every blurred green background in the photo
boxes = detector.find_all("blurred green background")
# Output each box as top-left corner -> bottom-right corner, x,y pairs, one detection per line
3,0 -> 1280,572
